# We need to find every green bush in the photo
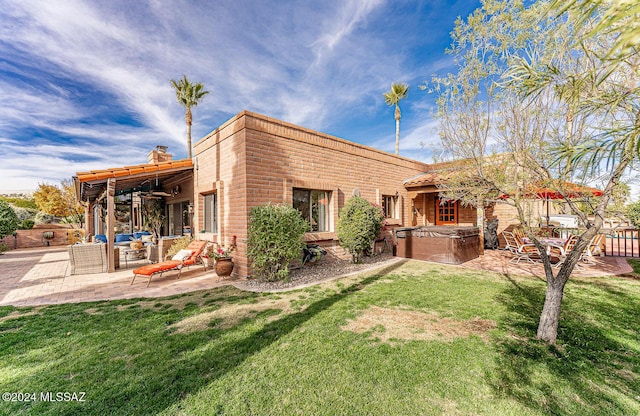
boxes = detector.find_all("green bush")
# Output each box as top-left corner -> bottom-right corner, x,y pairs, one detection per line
627,201 -> 640,228
34,212 -> 55,224
0,200 -> 19,239
0,243 -> 8,254
247,204 -> 309,281
166,236 -> 193,259
19,219 -> 35,230
337,196 -> 384,263
12,206 -> 38,222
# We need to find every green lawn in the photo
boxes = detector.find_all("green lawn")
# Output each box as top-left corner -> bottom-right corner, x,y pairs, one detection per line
1,260 -> 639,415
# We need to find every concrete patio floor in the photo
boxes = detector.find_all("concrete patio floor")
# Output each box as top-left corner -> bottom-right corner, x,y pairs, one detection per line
0,246 -> 634,307
0,246 -> 235,307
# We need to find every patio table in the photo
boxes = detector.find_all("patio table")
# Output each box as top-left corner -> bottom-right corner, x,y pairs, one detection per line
122,248 -> 147,268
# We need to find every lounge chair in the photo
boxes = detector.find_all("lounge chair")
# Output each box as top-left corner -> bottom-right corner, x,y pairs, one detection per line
548,235 -> 581,269
503,231 -> 540,264
580,233 -> 606,265
131,240 -> 207,287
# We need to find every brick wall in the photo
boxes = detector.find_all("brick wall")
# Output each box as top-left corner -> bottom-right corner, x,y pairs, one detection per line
193,111 -> 430,277
1,225 -> 84,249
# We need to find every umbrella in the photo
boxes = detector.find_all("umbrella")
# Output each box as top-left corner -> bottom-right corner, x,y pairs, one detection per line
526,181 -> 603,227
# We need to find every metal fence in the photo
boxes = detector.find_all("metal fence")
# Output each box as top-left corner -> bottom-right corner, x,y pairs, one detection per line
554,226 -> 639,257
602,227 -> 639,258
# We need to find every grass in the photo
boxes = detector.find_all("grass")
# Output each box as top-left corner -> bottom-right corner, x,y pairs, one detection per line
626,258 -> 640,276
1,260 -> 639,415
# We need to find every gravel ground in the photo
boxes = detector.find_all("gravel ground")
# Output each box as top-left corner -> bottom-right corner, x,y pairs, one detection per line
236,253 -> 398,292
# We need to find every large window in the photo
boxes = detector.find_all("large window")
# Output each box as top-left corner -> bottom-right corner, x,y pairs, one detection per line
167,201 -> 192,236
293,189 -> 330,232
436,198 -> 458,225
203,193 -> 217,233
382,195 -> 398,219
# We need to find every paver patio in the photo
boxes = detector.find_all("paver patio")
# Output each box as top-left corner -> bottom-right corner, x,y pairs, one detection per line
0,246 -> 633,307
0,246 -> 234,307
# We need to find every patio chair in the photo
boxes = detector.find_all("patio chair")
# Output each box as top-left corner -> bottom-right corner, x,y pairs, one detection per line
68,243 -> 108,275
580,233 -> 606,265
503,231 -> 540,264
548,234 -> 582,269
131,240 -> 207,287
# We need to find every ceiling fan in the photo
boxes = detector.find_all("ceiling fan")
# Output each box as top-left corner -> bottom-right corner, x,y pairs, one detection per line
139,177 -> 173,198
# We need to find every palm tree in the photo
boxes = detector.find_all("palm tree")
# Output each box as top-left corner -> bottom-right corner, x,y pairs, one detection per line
383,82 -> 409,155
170,75 -> 210,159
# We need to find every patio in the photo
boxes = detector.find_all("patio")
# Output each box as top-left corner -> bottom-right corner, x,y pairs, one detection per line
0,246 -> 232,307
0,246 -> 633,307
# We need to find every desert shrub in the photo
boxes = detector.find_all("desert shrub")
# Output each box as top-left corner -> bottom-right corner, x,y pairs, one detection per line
337,196 -> 384,263
165,236 -> 193,259
247,204 -> 309,282
0,197 -> 37,209
34,212 -> 55,224
12,206 -> 38,222
19,219 -> 35,230
0,201 -> 19,239
627,202 -> 640,229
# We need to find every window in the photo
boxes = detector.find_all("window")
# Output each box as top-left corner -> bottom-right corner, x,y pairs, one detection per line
167,201 -> 192,235
436,198 -> 457,225
203,193 -> 217,233
293,189 -> 330,232
382,195 -> 398,219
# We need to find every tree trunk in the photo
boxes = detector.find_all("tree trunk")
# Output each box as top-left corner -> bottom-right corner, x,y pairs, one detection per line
536,276 -> 567,344
186,108 -> 193,159
394,107 -> 401,156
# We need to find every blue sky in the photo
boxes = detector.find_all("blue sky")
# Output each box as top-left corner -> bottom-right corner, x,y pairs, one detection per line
0,0 -> 481,192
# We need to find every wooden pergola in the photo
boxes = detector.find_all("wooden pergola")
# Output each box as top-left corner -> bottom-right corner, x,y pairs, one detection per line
73,159 -> 193,272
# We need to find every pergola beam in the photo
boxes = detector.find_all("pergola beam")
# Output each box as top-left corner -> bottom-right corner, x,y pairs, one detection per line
106,178 -> 116,273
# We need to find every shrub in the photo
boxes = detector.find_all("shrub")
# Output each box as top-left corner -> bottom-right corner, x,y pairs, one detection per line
0,243 -> 8,254
337,196 -> 384,263
0,200 -> 19,239
165,236 -> 193,259
34,212 -> 55,224
247,204 -> 309,281
627,201 -> 640,228
19,219 -> 35,230
12,206 -> 38,222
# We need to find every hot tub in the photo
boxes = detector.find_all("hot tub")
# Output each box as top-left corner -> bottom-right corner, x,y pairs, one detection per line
394,226 -> 480,264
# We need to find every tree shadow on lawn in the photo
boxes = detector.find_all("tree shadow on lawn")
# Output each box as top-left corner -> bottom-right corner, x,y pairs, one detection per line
489,274 -> 640,415
0,260 -> 408,416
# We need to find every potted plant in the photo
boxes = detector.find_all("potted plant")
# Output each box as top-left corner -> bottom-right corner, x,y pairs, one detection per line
142,200 -> 165,244
129,235 -> 143,250
212,236 -> 237,277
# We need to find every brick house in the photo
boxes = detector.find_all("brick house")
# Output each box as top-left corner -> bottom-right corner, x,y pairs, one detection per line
191,111 -> 490,277
76,110 -> 531,276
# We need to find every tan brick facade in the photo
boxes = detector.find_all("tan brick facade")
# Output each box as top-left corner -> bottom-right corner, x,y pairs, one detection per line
193,111 -> 431,277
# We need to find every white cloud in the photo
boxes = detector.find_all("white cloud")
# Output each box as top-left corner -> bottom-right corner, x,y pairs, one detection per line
0,0 -> 464,191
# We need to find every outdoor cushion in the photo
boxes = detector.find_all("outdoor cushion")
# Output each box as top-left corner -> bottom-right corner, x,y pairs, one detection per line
95,234 -> 107,243
115,233 -> 134,243
131,240 -> 208,287
172,249 -> 193,261
133,231 -> 151,240
133,261 -> 183,277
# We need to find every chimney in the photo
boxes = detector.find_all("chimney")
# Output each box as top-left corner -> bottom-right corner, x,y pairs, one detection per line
147,145 -> 173,164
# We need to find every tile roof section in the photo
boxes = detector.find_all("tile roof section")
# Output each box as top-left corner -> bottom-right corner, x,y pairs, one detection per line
403,171 -> 441,187
76,159 -> 193,183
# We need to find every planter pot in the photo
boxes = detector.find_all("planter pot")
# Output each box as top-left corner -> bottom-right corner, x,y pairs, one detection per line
215,258 -> 234,277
